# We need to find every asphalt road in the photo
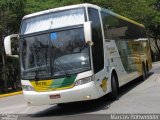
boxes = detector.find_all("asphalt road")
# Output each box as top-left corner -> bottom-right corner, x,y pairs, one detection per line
0,62 -> 160,120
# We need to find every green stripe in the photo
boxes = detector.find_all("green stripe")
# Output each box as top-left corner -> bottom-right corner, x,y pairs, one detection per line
50,75 -> 76,89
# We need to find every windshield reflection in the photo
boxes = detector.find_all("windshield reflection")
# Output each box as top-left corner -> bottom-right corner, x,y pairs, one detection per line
51,28 -> 90,76
21,27 -> 91,79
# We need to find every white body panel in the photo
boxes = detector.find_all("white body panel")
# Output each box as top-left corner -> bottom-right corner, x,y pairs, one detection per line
105,40 -> 139,87
22,81 -> 99,105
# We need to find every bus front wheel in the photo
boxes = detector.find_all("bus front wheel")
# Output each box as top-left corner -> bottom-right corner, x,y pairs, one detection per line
110,75 -> 118,100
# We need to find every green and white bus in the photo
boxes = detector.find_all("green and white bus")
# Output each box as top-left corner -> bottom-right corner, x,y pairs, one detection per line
4,3 -> 152,106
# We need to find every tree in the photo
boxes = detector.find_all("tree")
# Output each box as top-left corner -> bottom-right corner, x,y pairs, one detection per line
0,0 -> 26,93
0,0 -> 26,35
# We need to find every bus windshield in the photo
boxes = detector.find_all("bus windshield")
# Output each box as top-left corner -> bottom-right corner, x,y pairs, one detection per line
21,27 -> 91,79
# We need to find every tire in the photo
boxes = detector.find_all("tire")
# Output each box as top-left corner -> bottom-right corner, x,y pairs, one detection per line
110,75 -> 118,100
141,64 -> 147,81
146,63 -> 149,78
57,103 -> 66,107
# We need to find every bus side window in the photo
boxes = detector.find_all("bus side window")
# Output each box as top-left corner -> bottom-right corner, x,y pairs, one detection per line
88,8 -> 104,73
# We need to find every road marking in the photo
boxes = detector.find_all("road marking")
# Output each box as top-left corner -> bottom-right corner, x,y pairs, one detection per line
0,91 -> 23,98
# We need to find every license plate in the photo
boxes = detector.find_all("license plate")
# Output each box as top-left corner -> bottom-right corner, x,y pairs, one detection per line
50,94 -> 61,99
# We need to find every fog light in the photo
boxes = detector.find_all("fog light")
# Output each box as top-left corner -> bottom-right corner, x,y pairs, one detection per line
27,101 -> 32,105
83,95 -> 91,99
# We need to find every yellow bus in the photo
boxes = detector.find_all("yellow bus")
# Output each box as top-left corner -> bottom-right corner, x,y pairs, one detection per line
4,3 -> 152,106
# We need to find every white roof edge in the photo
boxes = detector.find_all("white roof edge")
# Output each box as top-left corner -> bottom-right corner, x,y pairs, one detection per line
23,3 -> 100,19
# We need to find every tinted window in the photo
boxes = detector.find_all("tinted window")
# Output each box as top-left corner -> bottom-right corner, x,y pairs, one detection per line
88,8 -> 104,73
101,12 -> 147,40
101,12 -> 147,73
20,27 -> 91,79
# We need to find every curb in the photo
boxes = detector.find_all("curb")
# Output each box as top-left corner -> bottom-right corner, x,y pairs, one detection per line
153,61 -> 160,64
0,91 -> 23,98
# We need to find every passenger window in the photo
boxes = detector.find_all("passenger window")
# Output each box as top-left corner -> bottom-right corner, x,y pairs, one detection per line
88,8 -> 104,73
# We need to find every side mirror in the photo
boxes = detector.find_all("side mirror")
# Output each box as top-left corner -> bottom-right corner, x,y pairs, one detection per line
4,34 -> 19,58
84,21 -> 93,46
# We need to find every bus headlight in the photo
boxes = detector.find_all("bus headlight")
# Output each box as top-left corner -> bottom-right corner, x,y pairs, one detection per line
22,85 -> 35,91
75,77 -> 92,86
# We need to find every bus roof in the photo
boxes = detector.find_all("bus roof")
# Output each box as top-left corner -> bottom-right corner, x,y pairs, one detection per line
23,3 -> 97,19
23,3 -> 144,28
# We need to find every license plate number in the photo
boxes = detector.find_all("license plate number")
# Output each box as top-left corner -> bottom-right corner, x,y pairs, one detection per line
49,94 -> 61,99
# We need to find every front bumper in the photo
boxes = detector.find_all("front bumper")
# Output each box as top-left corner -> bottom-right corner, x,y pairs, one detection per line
23,81 -> 99,106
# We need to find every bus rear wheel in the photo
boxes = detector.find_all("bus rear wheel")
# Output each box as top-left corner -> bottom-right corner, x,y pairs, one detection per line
146,63 -> 149,77
110,75 -> 118,100
141,64 -> 147,81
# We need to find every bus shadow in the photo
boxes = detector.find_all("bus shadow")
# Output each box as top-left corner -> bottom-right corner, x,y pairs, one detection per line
117,72 -> 153,99
29,72 -> 154,118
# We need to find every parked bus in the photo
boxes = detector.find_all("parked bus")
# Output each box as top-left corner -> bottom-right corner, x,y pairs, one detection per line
4,3 -> 152,106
